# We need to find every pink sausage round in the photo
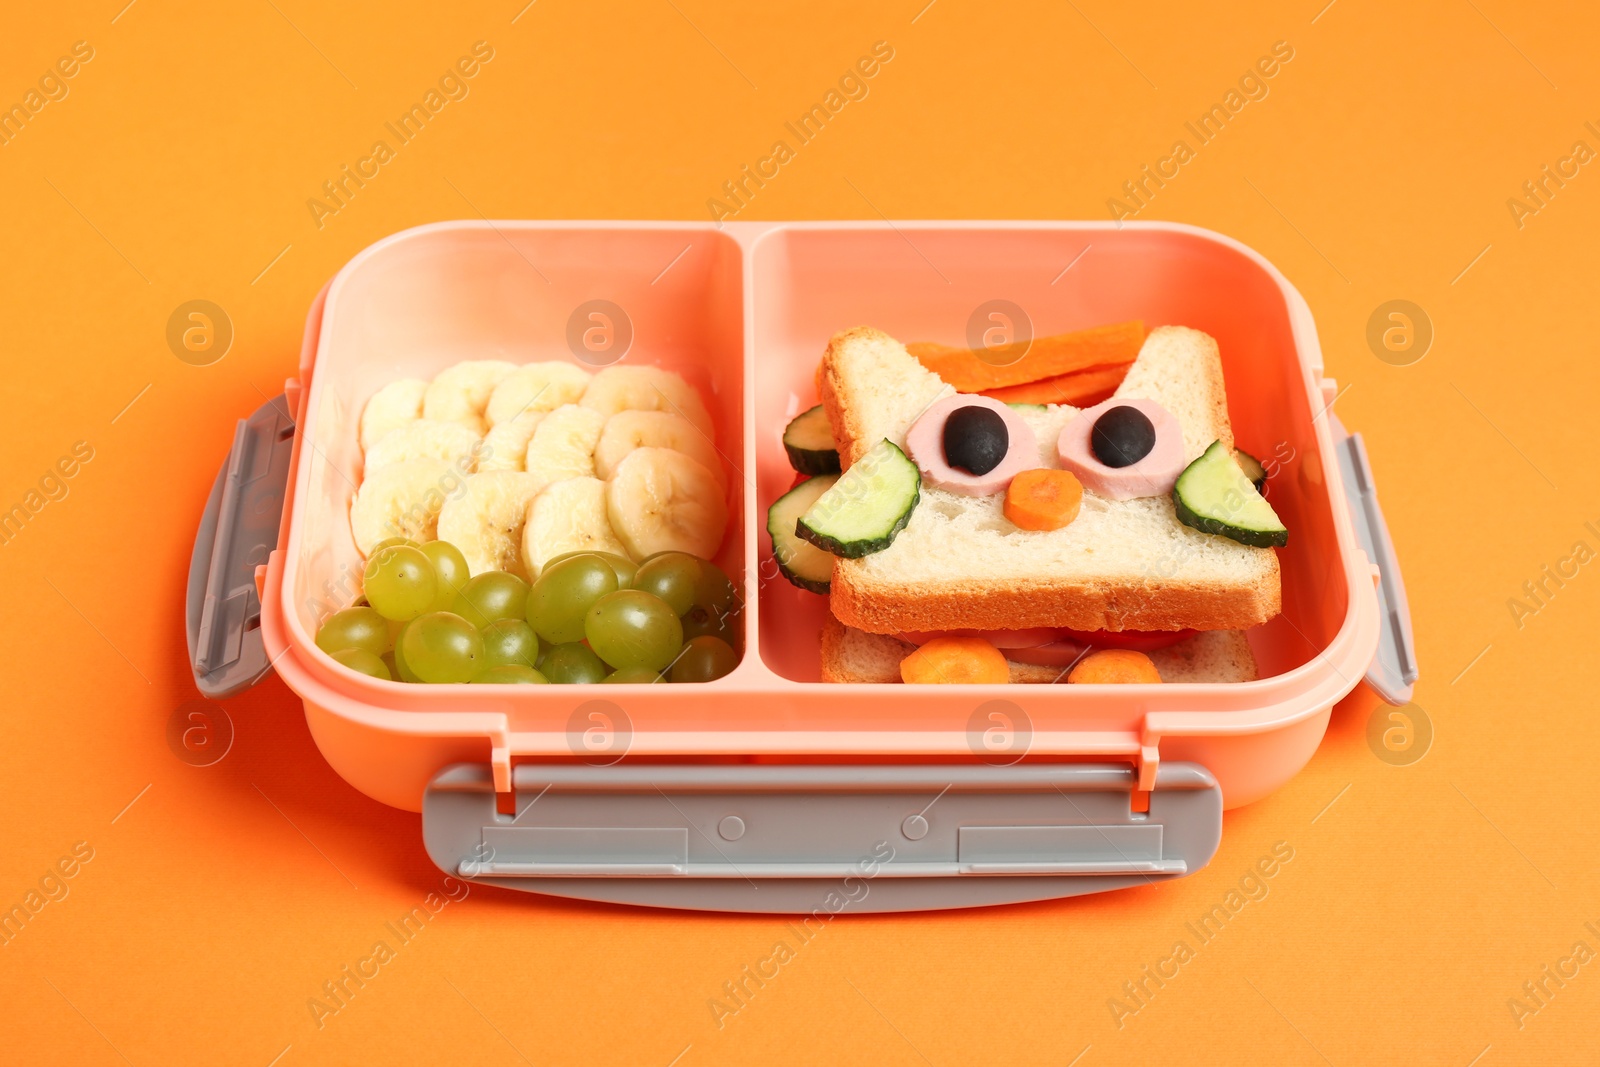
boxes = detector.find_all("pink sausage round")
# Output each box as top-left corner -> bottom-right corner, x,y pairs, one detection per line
1056,398 -> 1186,500
904,394 -> 1038,497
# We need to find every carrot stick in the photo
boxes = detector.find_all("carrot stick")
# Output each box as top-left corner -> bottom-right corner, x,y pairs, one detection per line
1066,649 -> 1162,684
983,364 -> 1130,407
900,636 -> 1010,684
1004,469 -> 1083,531
908,320 -> 1145,391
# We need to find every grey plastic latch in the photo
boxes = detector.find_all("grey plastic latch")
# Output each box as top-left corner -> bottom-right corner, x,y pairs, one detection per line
422,762 -> 1223,913
185,394 -> 295,699
1331,417 -> 1418,705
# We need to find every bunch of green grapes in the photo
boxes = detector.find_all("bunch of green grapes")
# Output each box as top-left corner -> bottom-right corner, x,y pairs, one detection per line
314,540 -> 740,685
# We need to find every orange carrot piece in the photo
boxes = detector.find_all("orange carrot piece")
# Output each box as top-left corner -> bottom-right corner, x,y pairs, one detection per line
907,320 -> 1145,392
983,364 -> 1129,407
1066,649 -> 1163,685
900,636 -> 1010,684
1004,469 -> 1083,531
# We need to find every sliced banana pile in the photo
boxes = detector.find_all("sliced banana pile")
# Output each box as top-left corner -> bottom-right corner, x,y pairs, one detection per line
349,361 -> 729,578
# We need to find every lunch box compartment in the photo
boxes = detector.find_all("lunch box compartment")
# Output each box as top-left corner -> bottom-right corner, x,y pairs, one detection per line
750,224 -> 1347,684
288,224 -> 747,654
192,220 -> 1413,913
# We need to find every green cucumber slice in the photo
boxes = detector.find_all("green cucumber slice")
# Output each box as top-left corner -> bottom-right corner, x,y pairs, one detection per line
782,405 -> 841,475
767,475 -> 839,593
1173,440 -> 1287,548
1006,402 -> 1048,414
797,439 -> 920,558
1233,448 -> 1267,492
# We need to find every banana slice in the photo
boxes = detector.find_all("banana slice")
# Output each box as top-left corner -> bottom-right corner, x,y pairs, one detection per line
525,404 -> 606,491
605,447 -> 727,560
522,476 -> 631,577
435,470 -> 541,579
485,361 -> 592,428
349,458 -> 460,554
363,419 -> 482,474
359,378 -> 427,452
478,411 -> 546,472
579,365 -> 716,442
423,360 -> 517,435
593,410 -> 727,490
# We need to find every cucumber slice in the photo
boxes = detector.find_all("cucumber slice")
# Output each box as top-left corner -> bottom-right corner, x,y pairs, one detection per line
797,439 -> 920,558
1006,402 -> 1048,414
1233,448 -> 1267,492
767,475 -> 839,593
782,405 -> 841,475
1173,440 -> 1288,547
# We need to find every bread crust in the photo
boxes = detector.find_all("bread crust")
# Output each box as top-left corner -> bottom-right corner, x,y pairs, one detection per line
831,557 -> 1281,634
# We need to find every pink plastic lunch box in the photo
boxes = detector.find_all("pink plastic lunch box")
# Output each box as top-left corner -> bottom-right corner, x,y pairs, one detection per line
186,220 -> 1416,913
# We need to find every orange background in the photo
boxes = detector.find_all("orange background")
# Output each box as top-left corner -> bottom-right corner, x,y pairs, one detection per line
3,1 -> 1598,1063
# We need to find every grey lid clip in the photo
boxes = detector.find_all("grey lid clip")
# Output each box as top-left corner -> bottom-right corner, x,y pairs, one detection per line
185,393 -> 295,699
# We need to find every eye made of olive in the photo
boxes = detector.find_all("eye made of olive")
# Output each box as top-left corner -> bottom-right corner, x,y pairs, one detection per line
943,405 -> 1010,475
904,396 -> 1038,496
1090,405 -> 1156,468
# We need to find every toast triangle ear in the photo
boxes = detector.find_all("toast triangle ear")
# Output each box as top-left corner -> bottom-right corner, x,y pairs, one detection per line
1111,326 -> 1235,460
819,326 -> 952,468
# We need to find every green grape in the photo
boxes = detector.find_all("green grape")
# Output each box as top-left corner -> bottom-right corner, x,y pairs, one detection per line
315,607 -> 390,657
380,650 -> 399,678
669,635 -> 738,683
630,552 -> 701,616
541,641 -> 610,684
601,666 -> 665,684
363,545 -> 438,621
681,604 -> 738,645
331,647 -> 392,680
472,664 -> 549,684
526,555 -> 618,644
369,536 -> 419,555
481,619 -> 540,669
422,541 -> 472,611
585,590 -> 684,671
391,622 -> 422,683
400,612 -> 484,683
454,571 -> 530,629
544,550 -> 637,589
693,560 -> 738,616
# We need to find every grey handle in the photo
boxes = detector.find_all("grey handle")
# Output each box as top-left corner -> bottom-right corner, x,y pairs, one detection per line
422,762 -> 1222,913
185,394 -> 296,698
1331,418 -> 1418,705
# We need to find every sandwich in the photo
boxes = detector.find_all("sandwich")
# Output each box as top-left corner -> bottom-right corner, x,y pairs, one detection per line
767,323 -> 1287,684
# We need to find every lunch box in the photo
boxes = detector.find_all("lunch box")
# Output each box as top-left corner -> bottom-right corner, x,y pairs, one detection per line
186,220 -> 1416,913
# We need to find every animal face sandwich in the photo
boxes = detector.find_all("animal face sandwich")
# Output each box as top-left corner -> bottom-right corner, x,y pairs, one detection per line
767,323 -> 1288,684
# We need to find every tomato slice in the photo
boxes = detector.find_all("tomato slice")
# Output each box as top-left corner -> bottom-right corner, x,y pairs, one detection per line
896,627 -> 1062,649
1062,627 -> 1195,652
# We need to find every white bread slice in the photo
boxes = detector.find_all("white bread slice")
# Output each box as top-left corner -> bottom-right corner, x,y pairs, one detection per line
819,616 -> 1259,684
818,325 -> 1281,634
